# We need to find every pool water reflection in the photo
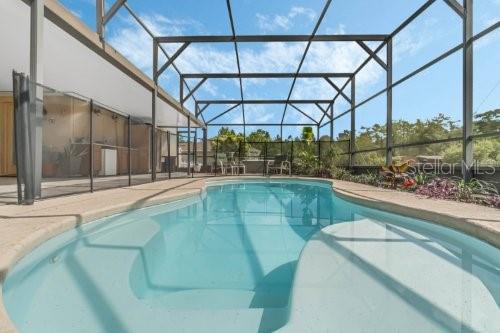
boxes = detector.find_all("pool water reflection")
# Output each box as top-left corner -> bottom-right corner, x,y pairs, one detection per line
3,180 -> 500,333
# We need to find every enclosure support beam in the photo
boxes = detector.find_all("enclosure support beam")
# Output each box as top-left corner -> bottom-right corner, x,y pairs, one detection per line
96,0 -> 125,40
128,116 -> 131,186
96,0 -> 104,40
280,126 -> 284,154
386,38 -> 393,165
196,103 -> 210,117
329,104 -> 334,140
210,123 -> 318,126
156,42 -> 190,80
462,0 -> 473,181
181,73 -> 353,79
281,0 -> 333,125
30,0 -> 44,198
225,0 -> 246,137
187,115 -> 191,176
103,0 -> 126,25
356,41 -> 387,70
193,128 -> 197,177
125,3 -> 203,127
90,100 -> 94,192
156,34 -> 389,43
203,128 -> 208,170
315,103 -> 332,121
350,76 -> 356,168
317,125 -> 321,166
13,73 -> 34,204
167,131 -> 172,179
320,0 -> 437,130
290,104 -> 319,124
444,0 -> 465,18
198,99 -> 338,104
151,40 -> 158,182
206,103 -> 242,124
325,78 -> 351,103
182,78 -> 207,103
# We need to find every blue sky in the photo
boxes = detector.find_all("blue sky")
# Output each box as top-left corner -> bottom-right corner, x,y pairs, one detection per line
60,0 -> 499,138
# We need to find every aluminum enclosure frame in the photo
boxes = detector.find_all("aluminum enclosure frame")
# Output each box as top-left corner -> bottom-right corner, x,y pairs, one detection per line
88,0 -> 498,182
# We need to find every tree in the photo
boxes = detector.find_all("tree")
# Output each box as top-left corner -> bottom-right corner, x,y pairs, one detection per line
247,129 -> 271,142
474,109 -> 499,135
211,127 -> 244,154
301,126 -> 315,144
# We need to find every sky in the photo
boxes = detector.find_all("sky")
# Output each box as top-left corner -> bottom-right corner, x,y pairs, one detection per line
60,0 -> 499,138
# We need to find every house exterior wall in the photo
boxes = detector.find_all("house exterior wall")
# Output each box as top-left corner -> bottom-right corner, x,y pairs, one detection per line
0,0 -> 188,128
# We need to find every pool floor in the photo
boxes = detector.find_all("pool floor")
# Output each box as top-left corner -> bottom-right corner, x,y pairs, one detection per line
3,180 -> 500,332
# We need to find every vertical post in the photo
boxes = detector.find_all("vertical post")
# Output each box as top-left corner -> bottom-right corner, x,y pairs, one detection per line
30,0 -> 44,198
263,142 -> 267,176
386,38 -> 393,166
290,140 -> 294,176
187,117 -> 191,176
317,125 -> 321,170
350,76 -> 356,168
13,73 -> 35,204
462,0 -> 473,181
214,137 -> 219,175
167,131 -> 171,179
90,100 -> 94,192
152,39 -> 158,182
280,125 -> 283,155
128,116 -> 131,186
329,103 -> 334,140
202,128 -> 208,171
238,140 -> 242,171
12,72 -> 23,203
193,128 -> 197,178
96,0 -> 104,40
176,132 -> 179,172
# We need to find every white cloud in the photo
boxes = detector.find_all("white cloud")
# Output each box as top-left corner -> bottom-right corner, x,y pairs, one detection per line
244,104 -> 276,123
256,6 -> 316,32
107,12 -> 433,125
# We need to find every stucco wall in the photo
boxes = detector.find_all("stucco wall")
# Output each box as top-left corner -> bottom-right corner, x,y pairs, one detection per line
0,0 -> 186,128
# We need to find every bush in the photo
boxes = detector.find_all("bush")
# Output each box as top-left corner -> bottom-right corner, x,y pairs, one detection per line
329,166 -> 353,181
415,178 -> 460,200
322,165 -> 498,208
351,173 -> 382,186
293,150 -> 318,176
415,177 -> 499,205
487,195 -> 500,208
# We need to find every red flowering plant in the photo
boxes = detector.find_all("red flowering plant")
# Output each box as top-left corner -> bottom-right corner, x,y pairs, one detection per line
402,177 -> 417,189
380,161 -> 413,189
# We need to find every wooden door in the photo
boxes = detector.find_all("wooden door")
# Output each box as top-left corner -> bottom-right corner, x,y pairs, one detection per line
0,96 -> 16,176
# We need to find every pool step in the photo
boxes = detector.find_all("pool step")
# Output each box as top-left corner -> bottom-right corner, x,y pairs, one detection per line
141,288 -> 290,309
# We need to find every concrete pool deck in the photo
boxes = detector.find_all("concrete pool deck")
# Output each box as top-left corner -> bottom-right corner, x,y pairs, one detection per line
0,176 -> 499,332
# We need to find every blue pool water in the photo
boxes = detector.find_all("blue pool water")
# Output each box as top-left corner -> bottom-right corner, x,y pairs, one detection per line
3,179 -> 500,332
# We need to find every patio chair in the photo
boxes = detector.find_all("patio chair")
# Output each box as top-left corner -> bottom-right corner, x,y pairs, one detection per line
267,155 -> 291,175
228,161 -> 246,175
212,153 -> 227,174
212,160 -> 226,174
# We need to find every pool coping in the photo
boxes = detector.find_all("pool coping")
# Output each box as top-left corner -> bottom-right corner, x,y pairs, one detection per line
0,176 -> 499,333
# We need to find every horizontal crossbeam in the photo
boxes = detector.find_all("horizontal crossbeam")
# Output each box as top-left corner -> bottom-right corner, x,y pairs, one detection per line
182,73 -> 353,79
156,34 -> 389,43
209,123 -> 318,126
198,99 -> 336,104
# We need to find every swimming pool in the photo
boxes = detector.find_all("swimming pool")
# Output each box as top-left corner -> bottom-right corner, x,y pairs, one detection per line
3,179 -> 500,332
